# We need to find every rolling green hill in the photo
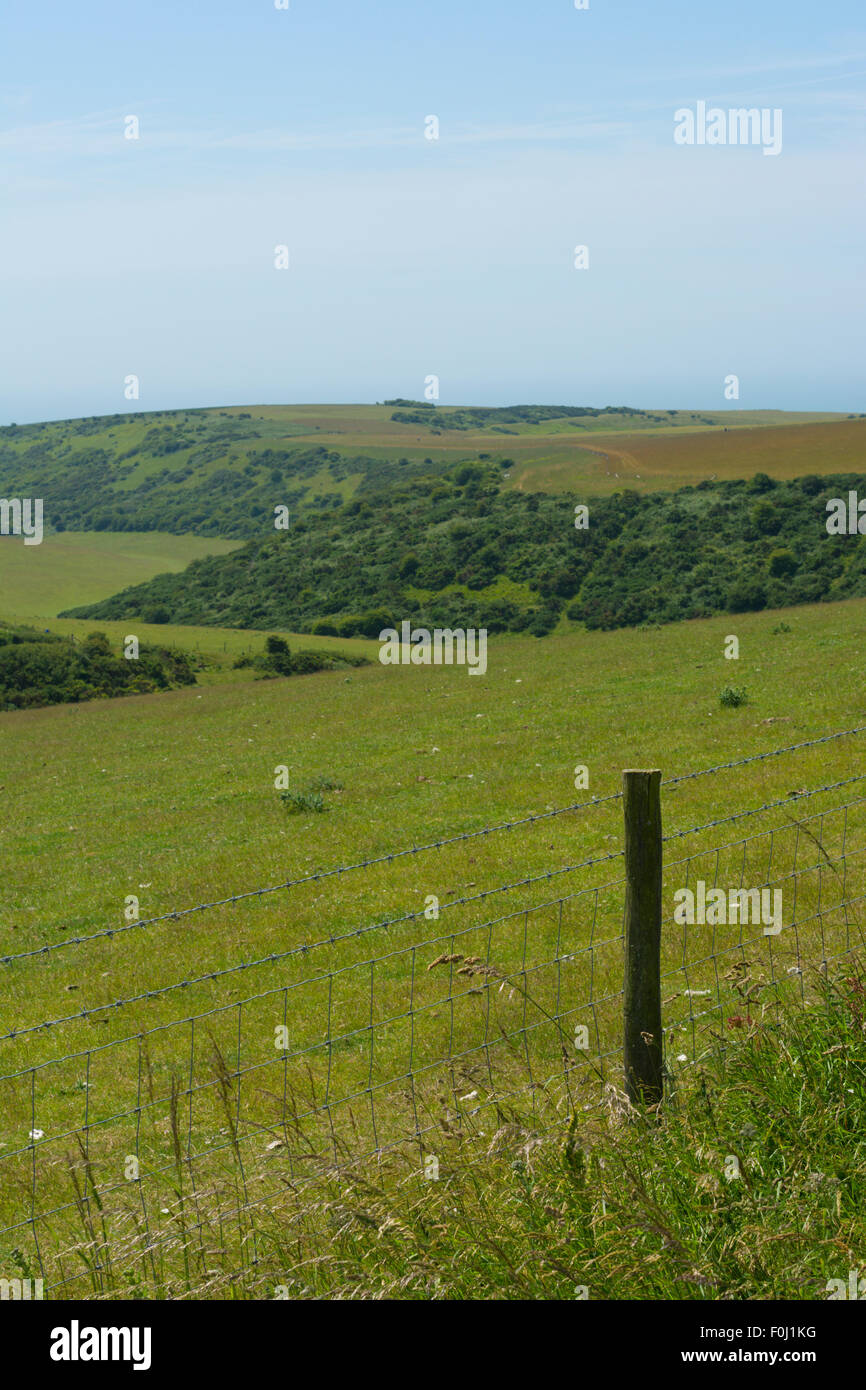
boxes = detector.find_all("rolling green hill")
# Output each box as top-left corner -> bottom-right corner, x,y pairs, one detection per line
2,405 -> 864,546
4,402 -> 866,707
64,470 -> 866,636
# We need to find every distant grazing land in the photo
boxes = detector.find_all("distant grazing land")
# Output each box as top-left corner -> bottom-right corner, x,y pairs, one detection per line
2,402 -> 865,652
0,530 -> 240,621
2,404 -> 865,543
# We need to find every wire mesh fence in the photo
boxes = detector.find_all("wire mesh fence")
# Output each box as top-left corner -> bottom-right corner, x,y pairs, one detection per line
0,725 -> 863,1298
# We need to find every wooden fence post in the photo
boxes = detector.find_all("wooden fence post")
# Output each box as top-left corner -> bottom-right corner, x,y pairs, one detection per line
622,769 -> 663,1106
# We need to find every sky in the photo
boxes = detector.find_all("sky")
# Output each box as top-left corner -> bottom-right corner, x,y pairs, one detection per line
1,0 -> 865,422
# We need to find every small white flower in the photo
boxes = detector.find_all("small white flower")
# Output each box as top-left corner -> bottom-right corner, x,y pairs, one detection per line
29,1129 -> 44,1141
676,1054 -> 687,1063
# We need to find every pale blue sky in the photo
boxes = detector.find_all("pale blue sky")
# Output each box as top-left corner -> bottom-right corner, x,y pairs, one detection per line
2,0 -> 865,422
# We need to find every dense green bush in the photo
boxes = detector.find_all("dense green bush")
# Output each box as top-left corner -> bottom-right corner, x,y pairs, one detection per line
234,641 -> 368,679
720,685 -> 749,707
62,471 -> 866,637
0,625 -> 196,711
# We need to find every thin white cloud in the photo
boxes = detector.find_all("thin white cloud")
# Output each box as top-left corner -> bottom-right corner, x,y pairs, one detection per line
1,62 -> 864,168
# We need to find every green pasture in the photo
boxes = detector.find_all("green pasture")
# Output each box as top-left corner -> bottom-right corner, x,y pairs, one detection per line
0,531 -> 240,621
0,597 -> 864,1294
4,406 -> 863,524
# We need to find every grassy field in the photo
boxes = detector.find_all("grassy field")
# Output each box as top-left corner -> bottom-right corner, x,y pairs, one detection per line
0,531 -> 240,621
221,403 -> 861,495
1,595 -> 864,1297
4,405 -> 865,519
517,416 -> 866,496
0,528 -> 370,680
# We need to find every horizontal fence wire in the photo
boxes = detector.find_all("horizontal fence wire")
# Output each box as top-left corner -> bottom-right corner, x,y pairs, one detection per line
5,770 -> 861,1045
4,722 -> 863,970
0,725 -> 863,1298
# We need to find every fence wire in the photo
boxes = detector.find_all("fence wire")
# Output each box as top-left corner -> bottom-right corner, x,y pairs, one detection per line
0,726 -> 863,1299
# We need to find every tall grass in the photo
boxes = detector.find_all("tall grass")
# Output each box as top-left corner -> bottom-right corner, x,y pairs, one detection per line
21,971 -> 863,1300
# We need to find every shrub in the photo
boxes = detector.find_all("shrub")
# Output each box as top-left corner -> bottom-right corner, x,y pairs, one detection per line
728,581 -> 767,613
768,548 -> 797,579
799,475 -> 824,496
279,774 -> 343,813
527,607 -> 559,637
720,685 -> 749,707
279,788 -> 326,814
264,634 -> 292,675
751,500 -> 782,535
0,625 -> 195,710
398,553 -> 420,579
749,471 -> 776,493
289,651 -> 329,675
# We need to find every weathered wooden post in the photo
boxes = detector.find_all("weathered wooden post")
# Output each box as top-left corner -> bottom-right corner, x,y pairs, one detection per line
622,769 -> 663,1106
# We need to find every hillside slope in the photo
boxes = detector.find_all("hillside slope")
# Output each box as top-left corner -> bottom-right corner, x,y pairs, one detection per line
64,470 -> 866,635
2,405 -> 863,541
0,530 -> 240,619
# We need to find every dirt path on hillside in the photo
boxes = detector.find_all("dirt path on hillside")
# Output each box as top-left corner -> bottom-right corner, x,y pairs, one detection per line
511,438 -> 645,490
580,441 -> 643,479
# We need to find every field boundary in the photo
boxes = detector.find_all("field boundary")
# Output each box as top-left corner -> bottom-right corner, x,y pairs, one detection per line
1,723 -> 863,1298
